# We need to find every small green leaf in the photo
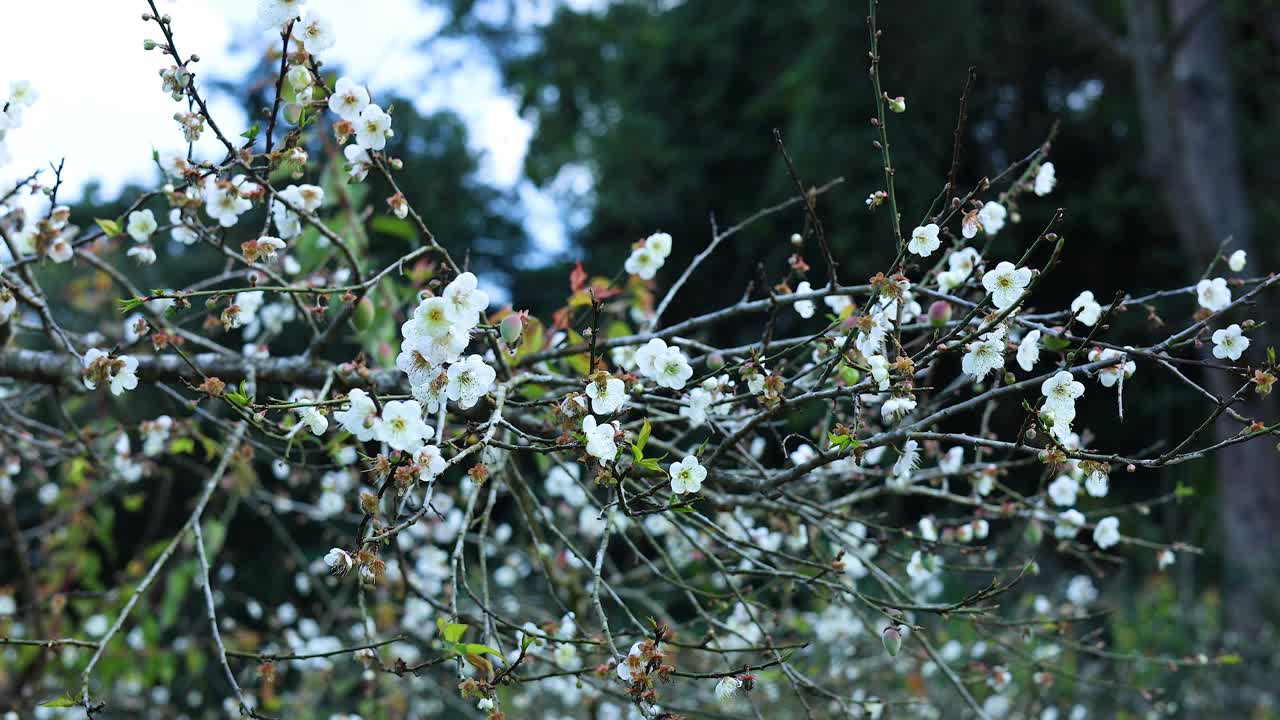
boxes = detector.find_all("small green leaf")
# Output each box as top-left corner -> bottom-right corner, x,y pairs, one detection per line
169,437 -> 195,455
1175,482 -> 1196,499
41,695 -> 77,708
240,123 -> 260,141
463,643 -> 503,658
442,622 -> 468,644
370,215 -> 416,241
1217,653 -> 1243,665
95,218 -> 122,237
636,418 -> 651,452
115,297 -> 145,314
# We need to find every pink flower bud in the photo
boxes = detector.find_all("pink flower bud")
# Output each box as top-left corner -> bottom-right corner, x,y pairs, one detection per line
927,301 -> 952,328
500,314 -> 524,346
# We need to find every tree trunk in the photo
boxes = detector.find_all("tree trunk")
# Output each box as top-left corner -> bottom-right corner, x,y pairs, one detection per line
1127,0 -> 1280,675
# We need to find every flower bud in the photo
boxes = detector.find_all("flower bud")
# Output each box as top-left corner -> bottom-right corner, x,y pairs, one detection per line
882,625 -> 903,656
706,352 -> 725,371
789,233 -> 803,247
143,39 -> 157,51
887,96 -> 907,113
499,314 -> 523,345
927,300 -> 951,328
350,297 -> 376,331
1025,520 -> 1043,545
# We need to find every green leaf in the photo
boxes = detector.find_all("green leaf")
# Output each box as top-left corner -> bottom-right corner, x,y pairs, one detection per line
1042,334 -> 1072,352
115,297 -> 145,314
638,458 -> 663,472
636,418 -> 651,452
240,123 -> 260,141
1217,653 -> 1243,665
95,218 -> 122,237
442,622 -> 468,644
370,215 -> 416,242
463,643 -> 503,658
41,696 -> 77,708
1174,482 -> 1196,499
169,437 -> 195,455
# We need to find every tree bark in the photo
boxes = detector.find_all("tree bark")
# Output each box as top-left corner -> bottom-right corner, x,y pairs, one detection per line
1127,0 -> 1280,655
1045,0 -> 1280,655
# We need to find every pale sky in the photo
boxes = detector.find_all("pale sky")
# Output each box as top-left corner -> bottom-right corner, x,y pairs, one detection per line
0,0 -> 569,253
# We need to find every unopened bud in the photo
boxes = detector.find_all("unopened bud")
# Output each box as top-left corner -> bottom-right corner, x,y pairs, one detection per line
706,352 -> 725,371
499,314 -> 523,345
789,233 -> 802,247
350,297 -> 376,331
887,96 -> 906,113
927,300 -> 952,328
143,39 -> 157,51
882,625 -> 903,656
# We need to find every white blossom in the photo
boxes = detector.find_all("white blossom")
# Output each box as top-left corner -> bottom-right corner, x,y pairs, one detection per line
1195,277 -> 1231,312
977,201 -> 1007,235
793,281 -> 816,319
891,440 -> 920,482
962,332 -> 1006,381
624,245 -> 663,279
324,548 -> 352,576
1055,509 -> 1085,539
297,15 -> 335,53
585,375 -> 627,415
981,261 -> 1032,309
376,400 -> 433,452
908,223 -> 941,257
669,455 -> 706,495
1048,475 -> 1079,507
1034,162 -> 1056,196
645,232 -> 672,258
1041,370 -> 1085,412
258,0 -> 305,29
328,78 -> 369,124
446,355 -> 497,409
1211,323 -> 1250,361
82,349 -> 139,396
582,415 -> 618,462
442,272 -> 489,329
354,104 -> 392,151
1093,516 -> 1121,549
1085,469 -> 1109,497
1016,329 -> 1041,372
333,388 -> 379,441
714,676 -> 742,703
1070,290 -> 1102,326
1066,575 -> 1098,606
881,395 -> 916,423
650,345 -> 693,390
1227,249 -> 1247,272
867,354 -> 891,390
126,209 -> 157,242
